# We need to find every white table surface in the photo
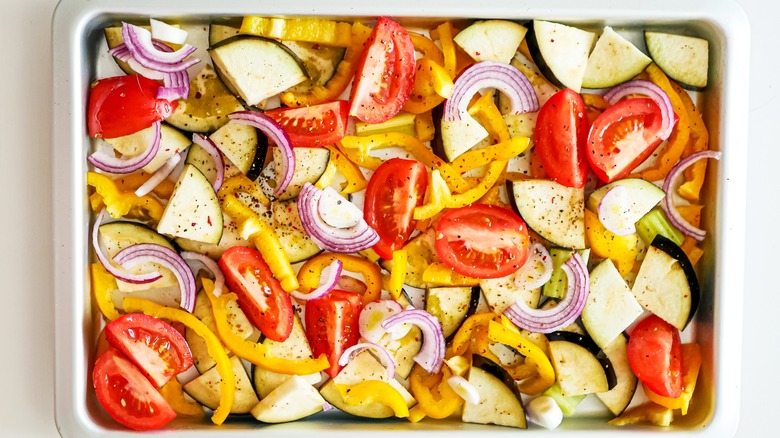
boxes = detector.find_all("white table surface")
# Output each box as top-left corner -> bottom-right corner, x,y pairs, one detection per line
1,0 -> 773,435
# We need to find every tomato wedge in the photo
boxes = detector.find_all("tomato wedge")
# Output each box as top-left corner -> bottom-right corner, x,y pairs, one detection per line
304,290 -> 362,378
219,246 -> 294,342
364,158 -> 428,260
534,88 -> 590,188
349,16 -> 416,124
93,348 -> 176,431
104,313 -> 193,388
435,204 -> 530,279
87,75 -> 177,139
265,100 -> 349,147
627,314 -> 683,398
587,97 -> 665,183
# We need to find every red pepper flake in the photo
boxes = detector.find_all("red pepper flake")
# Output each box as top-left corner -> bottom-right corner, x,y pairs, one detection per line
207,216 -> 212,226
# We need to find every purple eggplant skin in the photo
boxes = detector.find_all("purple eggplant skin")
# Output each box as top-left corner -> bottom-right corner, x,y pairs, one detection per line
650,234 -> 701,330
547,331 -> 618,390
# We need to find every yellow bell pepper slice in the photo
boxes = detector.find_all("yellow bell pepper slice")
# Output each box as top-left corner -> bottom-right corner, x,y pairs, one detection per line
409,32 -> 445,66
609,402 -> 674,427
160,379 -> 204,417
451,136 -> 530,174
403,57 -> 454,114
435,22 -> 458,78
314,161 -> 339,190
414,170 -> 452,221
409,365 -> 463,419
388,249 -> 408,301
415,111 -> 436,142
336,381 -> 410,418
644,343 -> 702,415
240,16 -> 353,47
675,81 -> 710,203
203,279 -> 330,375
218,174 -> 271,209
488,320 -> 555,395
323,145 -> 368,196
87,172 -> 164,222
422,262 -> 480,287
298,253 -> 382,305
121,297 -> 234,426
91,263 -> 121,322
407,405 -> 428,423
280,22 -> 371,107
451,313 -> 495,355
584,209 -> 639,277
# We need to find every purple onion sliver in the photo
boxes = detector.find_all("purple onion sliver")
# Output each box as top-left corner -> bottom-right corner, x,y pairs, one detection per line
135,153 -> 182,197
661,150 -> 721,241
181,251 -> 225,297
338,342 -> 396,379
122,22 -> 197,66
604,80 -> 676,140
382,309 -> 445,374
88,122 -> 162,174
291,260 -> 343,301
191,134 -> 225,192
92,210 -> 162,284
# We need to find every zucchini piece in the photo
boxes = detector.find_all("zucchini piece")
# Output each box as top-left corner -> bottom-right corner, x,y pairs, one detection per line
157,164 -> 223,244
582,26 -> 652,89
454,20 -> 528,64
175,213 -> 253,260
645,31 -> 709,89
165,65 -> 245,133
548,331 -> 617,396
273,147 -> 330,201
183,355 -> 259,414
105,123 -> 192,173
480,274 -> 541,314
250,375 -> 326,423
284,41 -> 346,93
210,120 -> 258,175
463,355 -> 527,428
508,179 -> 586,249
526,20 -> 596,93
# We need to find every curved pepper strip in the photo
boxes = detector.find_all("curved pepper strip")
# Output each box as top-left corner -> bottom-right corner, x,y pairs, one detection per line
609,403 -> 674,427
314,161 -> 339,190
279,22 -> 371,107
422,262 -> 480,287
488,320 -> 555,395
91,262 -> 121,321
409,364 -> 463,419
218,174 -> 271,209
451,136 -> 530,175
415,111 -> 436,142
414,170 -> 451,221
336,380 -> 410,418
585,209 -> 639,277
219,193 -> 298,292
160,379 -> 204,416
635,64 -> 691,182
203,279 -> 330,375
388,249 -> 408,301
451,313 -> 495,356
403,57 -> 454,114
121,296 -> 234,425
298,253 -> 382,305
409,32 -> 445,66
87,172 -> 164,222
323,145 -> 368,195
674,82 -> 710,202
434,22 -> 458,78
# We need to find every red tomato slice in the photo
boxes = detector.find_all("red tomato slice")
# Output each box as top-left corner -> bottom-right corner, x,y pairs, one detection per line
265,100 -> 349,147
104,313 -> 193,388
93,348 -> 176,431
534,88 -> 590,188
87,75 -> 177,139
219,246 -> 294,342
304,290 -> 362,378
364,158 -> 428,259
349,17 -> 416,124
627,314 -> 683,398
587,97 -> 664,183
435,204 -> 530,279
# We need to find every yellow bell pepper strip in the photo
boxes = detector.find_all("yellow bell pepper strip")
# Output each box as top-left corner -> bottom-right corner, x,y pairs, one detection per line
450,136 -> 530,174
407,405 -> 428,423
477,185 -> 506,208
298,253 -> 382,305
403,57 -> 454,114
122,296 -> 234,426
203,279 -> 330,375
422,262 -> 480,287
160,379 -> 204,417
676,204 -> 705,266
409,32 -> 445,66
675,82 -> 710,202
415,110 -> 435,142
314,161 -> 339,190
358,248 -> 381,264
388,249 -> 408,301
323,145 -> 368,196
451,313 -> 495,356
87,172 -> 164,222
635,64 -> 691,182
409,364 -> 463,419
644,343 -> 702,415
336,381 -> 410,418
219,192 -> 298,292
414,170 -> 452,221
584,209 -> 639,277
240,16 -> 353,47
113,170 -> 175,199
434,22 -> 458,78
91,263 -> 122,321
280,22 -> 371,107
218,174 -> 271,209
609,402 -> 674,427
488,320 -> 556,395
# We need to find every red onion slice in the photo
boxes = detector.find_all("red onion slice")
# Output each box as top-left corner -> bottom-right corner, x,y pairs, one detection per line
134,152 -> 182,197
603,80 -> 676,141
381,308 -> 445,374
192,133 -> 225,192
513,242 -> 554,291
504,253 -> 589,333
114,243 -> 197,313
122,22 -> 199,73
662,150 -> 722,241
181,251 -> 225,298
291,260 -> 343,301
443,60 -> 539,122
109,42 -> 191,100
92,210 -> 162,284
338,342 -> 396,378
359,300 -> 404,343
88,122 -> 162,174
229,111 -> 294,197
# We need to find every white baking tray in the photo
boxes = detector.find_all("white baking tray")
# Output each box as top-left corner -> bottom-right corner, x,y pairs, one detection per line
52,0 -> 750,436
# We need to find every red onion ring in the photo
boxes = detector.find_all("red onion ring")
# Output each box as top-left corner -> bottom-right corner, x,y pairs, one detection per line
229,111 -> 294,197
359,300 -> 404,343
92,210 -> 162,284
109,42 -> 191,101
338,342 -> 396,378
297,183 -> 379,253
134,152 -> 182,197
504,253 -> 589,333
603,80 -> 676,140
181,251 -> 225,297
122,22 -> 199,73
443,60 -> 539,122
662,150 -> 722,241
381,308 -> 445,374
88,121 -> 161,174
192,133 -> 225,192
114,243 -> 197,313
291,260 -> 343,301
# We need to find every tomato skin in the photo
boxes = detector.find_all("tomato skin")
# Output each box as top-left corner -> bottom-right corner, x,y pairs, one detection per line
304,290 -> 362,378
104,313 -> 193,388
364,158 -> 428,260
87,75 -> 177,139
219,246 -> 294,342
627,314 -> 683,398
534,88 -> 590,188
587,97 -> 665,183
349,17 -> 416,124
265,100 -> 349,147
93,348 -> 176,431
435,204 -> 530,279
